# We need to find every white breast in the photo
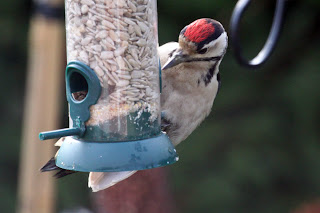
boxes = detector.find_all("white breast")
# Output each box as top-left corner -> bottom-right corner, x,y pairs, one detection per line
159,41 -> 220,146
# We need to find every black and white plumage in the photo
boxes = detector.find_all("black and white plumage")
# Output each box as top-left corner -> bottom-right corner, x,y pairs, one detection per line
40,18 -> 228,192
159,18 -> 227,146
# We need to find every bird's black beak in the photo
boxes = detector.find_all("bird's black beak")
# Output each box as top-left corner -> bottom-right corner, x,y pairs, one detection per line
162,50 -> 222,70
162,51 -> 189,70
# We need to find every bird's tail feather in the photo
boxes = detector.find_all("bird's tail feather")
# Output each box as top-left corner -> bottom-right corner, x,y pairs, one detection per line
40,157 -> 59,172
40,157 -> 77,178
53,169 -> 77,178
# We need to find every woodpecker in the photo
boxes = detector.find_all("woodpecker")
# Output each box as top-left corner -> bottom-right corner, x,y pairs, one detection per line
41,18 -> 228,192
159,18 -> 227,145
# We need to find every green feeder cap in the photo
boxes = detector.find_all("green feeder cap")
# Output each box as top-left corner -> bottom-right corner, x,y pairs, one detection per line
56,132 -> 178,172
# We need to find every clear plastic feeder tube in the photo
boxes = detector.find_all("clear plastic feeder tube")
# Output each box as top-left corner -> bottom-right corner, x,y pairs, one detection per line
65,0 -> 161,141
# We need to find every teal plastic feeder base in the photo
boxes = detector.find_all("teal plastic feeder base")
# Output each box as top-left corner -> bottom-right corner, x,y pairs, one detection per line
56,132 -> 178,172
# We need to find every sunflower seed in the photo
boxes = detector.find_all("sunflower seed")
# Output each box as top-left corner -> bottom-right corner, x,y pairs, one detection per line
109,30 -> 119,41
80,0 -> 94,6
101,51 -> 114,59
95,65 -> 104,77
137,21 -> 148,32
128,1 -> 137,12
131,70 -> 144,79
101,20 -> 116,29
124,17 -> 136,25
116,56 -> 126,69
114,46 -> 127,57
95,30 -> 108,39
133,24 -> 142,36
136,38 -> 147,46
117,80 -> 130,87
91,45 -> 102,52
118,74 -> 131,80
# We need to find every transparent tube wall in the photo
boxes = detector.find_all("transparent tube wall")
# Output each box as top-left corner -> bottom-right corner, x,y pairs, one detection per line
65,0 -> 160,141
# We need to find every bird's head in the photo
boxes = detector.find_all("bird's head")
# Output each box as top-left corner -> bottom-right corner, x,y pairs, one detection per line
162,18 -> 228,70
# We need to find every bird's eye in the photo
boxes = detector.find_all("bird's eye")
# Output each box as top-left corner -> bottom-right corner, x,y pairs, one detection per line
198,48 -> 208,54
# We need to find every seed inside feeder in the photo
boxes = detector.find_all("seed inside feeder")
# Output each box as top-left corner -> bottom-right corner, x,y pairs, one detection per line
72,91 -> 88,101
65,0 -> 160,139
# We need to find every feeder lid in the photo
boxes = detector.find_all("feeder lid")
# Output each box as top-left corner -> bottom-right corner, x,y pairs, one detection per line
56,132 -> 178,172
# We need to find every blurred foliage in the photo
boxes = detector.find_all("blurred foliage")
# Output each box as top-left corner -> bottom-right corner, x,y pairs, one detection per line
1,0 -> 320,212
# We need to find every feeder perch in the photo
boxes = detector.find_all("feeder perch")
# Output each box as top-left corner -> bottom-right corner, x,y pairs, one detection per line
39,0 -> 178,172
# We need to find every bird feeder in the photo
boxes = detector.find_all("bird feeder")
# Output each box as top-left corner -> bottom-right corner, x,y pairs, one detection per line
39,0 -> 178,172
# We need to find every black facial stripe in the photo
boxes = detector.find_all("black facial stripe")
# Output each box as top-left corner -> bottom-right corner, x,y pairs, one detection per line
203,61 -> 218,86
184,55 -> 222,63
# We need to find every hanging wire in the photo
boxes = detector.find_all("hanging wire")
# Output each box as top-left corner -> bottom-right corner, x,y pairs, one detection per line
230,0 -> 287,68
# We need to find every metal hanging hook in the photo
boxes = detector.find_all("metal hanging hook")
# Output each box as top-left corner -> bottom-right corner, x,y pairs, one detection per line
230,0 -> 287,68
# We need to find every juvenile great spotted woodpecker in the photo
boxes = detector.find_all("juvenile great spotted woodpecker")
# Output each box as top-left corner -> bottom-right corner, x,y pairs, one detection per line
41,18 -> 228,192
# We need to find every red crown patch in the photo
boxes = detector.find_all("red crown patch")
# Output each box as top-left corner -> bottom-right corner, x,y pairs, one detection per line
184,19 -> 215,43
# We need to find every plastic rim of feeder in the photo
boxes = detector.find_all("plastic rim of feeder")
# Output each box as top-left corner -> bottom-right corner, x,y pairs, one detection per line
55,132 -> 178,172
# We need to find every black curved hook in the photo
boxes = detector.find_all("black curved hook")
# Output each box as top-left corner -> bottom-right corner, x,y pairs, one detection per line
230,0 -> 287,68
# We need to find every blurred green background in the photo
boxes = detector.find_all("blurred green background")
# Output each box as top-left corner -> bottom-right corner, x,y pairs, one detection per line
1,0 -> 320,212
